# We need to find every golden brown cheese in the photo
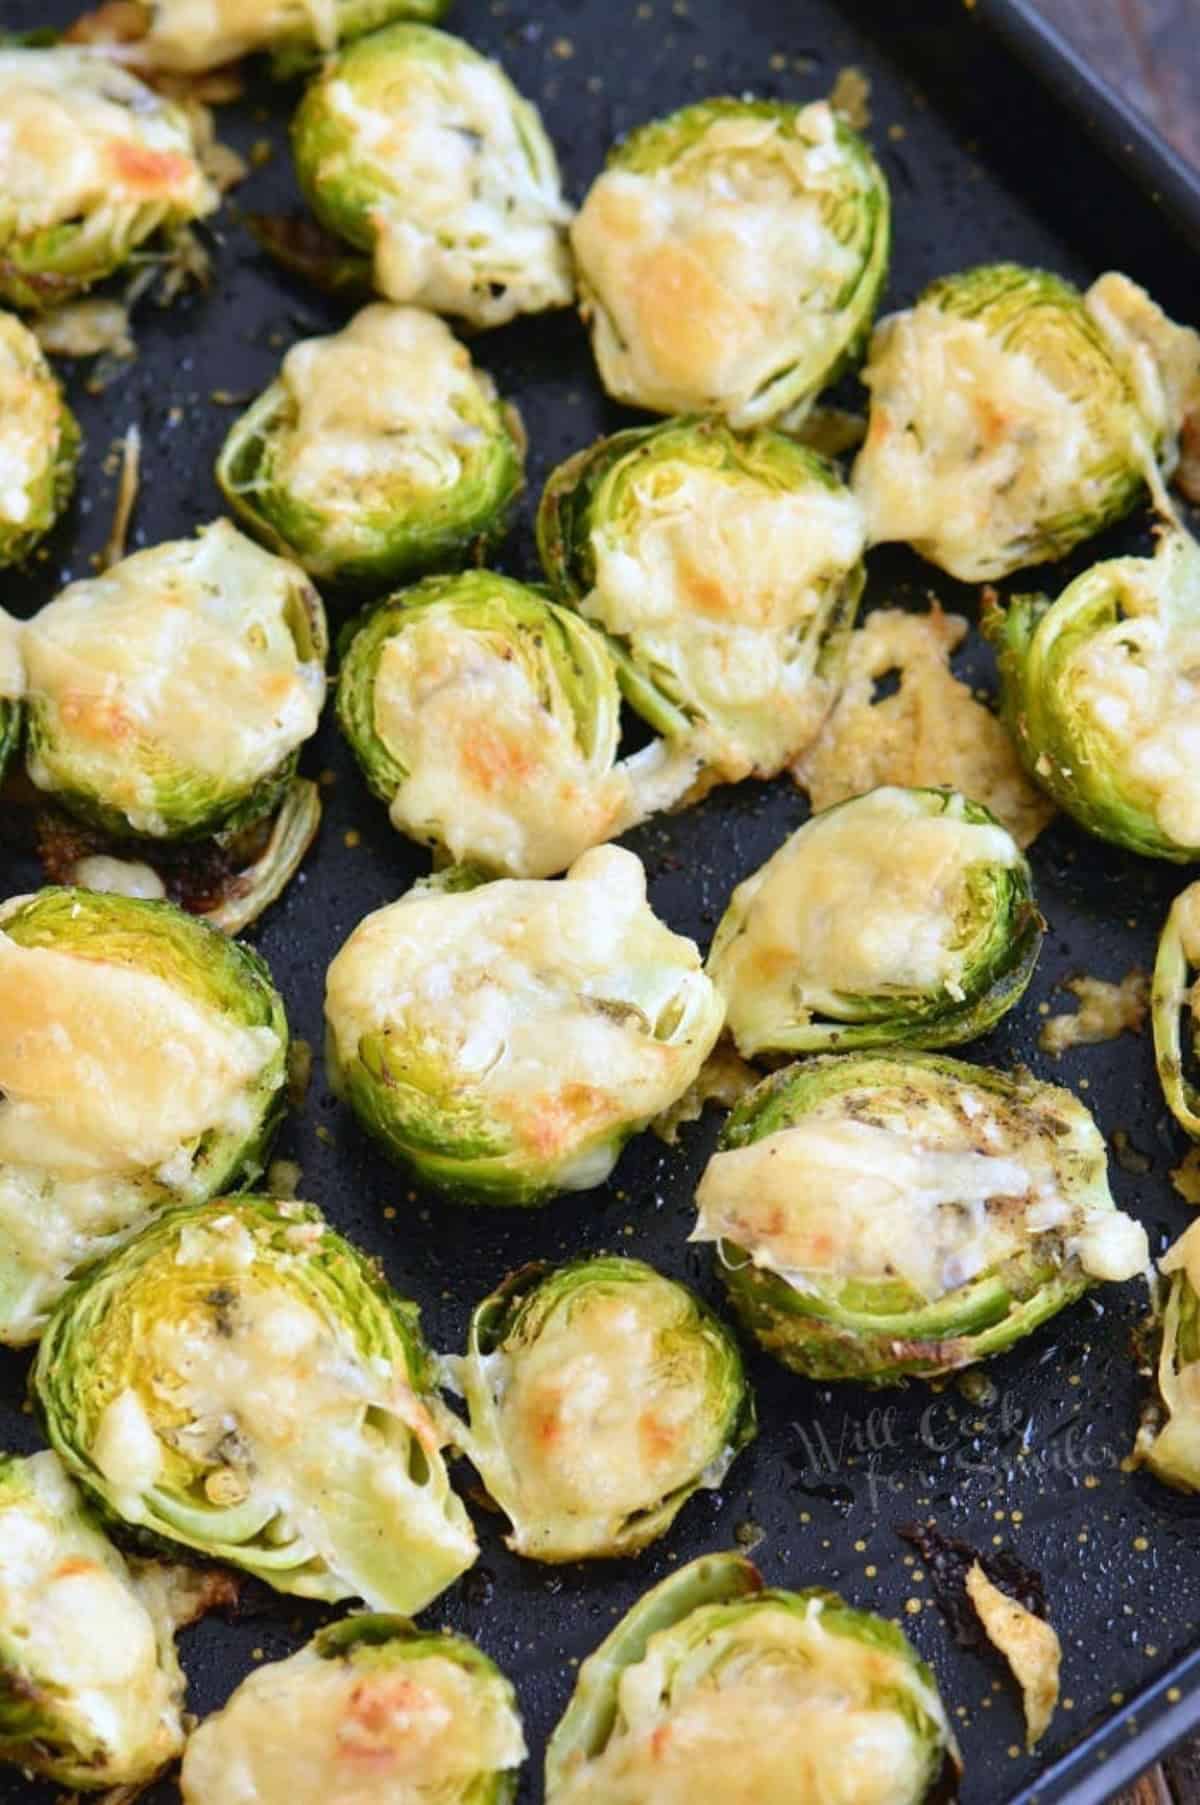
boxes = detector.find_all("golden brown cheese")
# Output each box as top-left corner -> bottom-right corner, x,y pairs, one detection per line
965,1563 -> 1061,1751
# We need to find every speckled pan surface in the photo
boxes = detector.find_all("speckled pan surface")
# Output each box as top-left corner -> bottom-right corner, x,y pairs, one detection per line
2,4 -> 1200,1803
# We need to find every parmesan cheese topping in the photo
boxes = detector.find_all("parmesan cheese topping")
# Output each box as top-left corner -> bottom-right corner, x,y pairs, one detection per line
710,788 -> 1018,1054
555,1600 -> 943,1805
23,520 -> 324,836
180,1643 -> 525,1805
323,46 -> 573,327
144,0 -> 339,71
0,313 -> 61,530
272,304 -> 498,518
325,846 -> 720,1178
572,102 -> 865,426
0,49 -> 214,237
374,617 -> 632,878
0,604 -> 24,700
852,306 -> 1129,581
586,457 -> 864,777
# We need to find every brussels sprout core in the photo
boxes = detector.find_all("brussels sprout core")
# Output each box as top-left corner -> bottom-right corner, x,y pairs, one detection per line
0,1451 -> 189,1791
571,99 -> 889,427
181,1616 -> 525,1805
218,304 -> 524,587
337,570 -> 696,877
852,263 -> 1182,581
138,0 -> 453,75
451,1257 -> 755,1560
986,527 -> 1200,860
545,1552 -> 957,1805
0,48 -> 217,310
291,24 -> 573,328
693,1051 -> 1148,1382
23,518 -> 328,846
537,417 -> 866,783
35,1196 -> 477,1610
1136,1220 -> 1200,1492
0,312 -> 80,565
325,845 -> 726,1204
0,886 -> 288,1344
707,787 -> 1042,1057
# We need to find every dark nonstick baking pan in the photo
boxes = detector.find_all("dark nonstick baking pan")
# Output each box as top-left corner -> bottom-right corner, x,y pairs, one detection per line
3,3 -> 1200,1803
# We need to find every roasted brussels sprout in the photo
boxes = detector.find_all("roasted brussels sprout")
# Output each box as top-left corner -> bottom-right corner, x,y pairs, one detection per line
537,417 -> 865,783
291,24 -> 573,328
707,787 -> 1042,1058
0,48 -> 217,311
0,885 -> 288,1344
35,1195 -> 477,1610
217,304 -> 524,588
693,1051 -> 1148,1383
132,0 -> 452,75
1134,1220 -> 1200,1492
545,1551 -> 958,1805
570,99 -> 889,428
0,607 -> 22,786
0,1450 -> 193,1791
852,263 -> 1198,581
1153,880 -> 1200,1136
181,1614 -> 525,1805
985,526 -> 1200,860
449,1257 -> 754,1561
337,571 -> 695,877
325,845 -> 725,1204
0,312 -> 80,564
23,521 -> 327,898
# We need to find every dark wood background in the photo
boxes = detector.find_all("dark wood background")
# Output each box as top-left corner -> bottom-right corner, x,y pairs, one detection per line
1031,8 -> 1197,1802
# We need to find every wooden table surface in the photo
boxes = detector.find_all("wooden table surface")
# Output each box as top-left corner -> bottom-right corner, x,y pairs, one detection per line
1025,12 -> 1197,1805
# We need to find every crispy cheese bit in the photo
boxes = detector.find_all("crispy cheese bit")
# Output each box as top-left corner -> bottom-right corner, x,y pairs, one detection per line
830,66 -> 871,130
795,606 -> 1054,848
1171,1147 -> 1200,1207
654,1042 -> 760,1145
1039,970 -> 1150,1056
965,1560 -> 1061,1749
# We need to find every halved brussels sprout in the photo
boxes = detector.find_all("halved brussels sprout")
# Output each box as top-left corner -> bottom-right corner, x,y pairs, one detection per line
180,1615 -> 525,1805
131,0 -> 452,75
537,417 -> 866,784
1134,1221 -> 1200,1492
707,787 -> 1042,1059
852,263 -> 1195,581
0,312 -> 80,565
290,24 -> 573,328
22,520 -> 328,916
217,304 -> 524,589
545,1551 -> 957,1805
570,99 -> 889,428
337,570 -> 696,878
0,1450 -> 193,1792
0,48 -> 217,311
325,845 -> 726,1205
0,885 -> 288,1344
448,1257 -> 754,1561
985,526 -> 1200,860
1153,881 -> 1200,1136
34,1195 -> 477,1610
693,1051 -> 1148,1383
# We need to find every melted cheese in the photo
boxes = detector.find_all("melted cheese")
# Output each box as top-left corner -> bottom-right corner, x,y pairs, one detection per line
1059,530 -> 1200,848
324,46 -> 573,327
965,1564 -> 1060,1751
0,605 -> 23,700
144,0 -> 339,70
1086,272 -> 1200,469
475,1282 -> 725,1558
273,304 -> 497,518
0,314 -> 62,530
0,928 -> 277,1176
0,1167 -> 164,1345
0,1452 -> 182,1779
710,788 -> 1019,1055
555,1599 -> 946,1805
374,616 -> 633,877
852,306 -> 1130,581
0,48 -> 214,238
180,1642 -> 525,1804
587,458 -> 863,777
572,102 -> 865,426
325,846 -> 721,1180
693,1084 -> 1146,1299
23,520 -> 324,837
